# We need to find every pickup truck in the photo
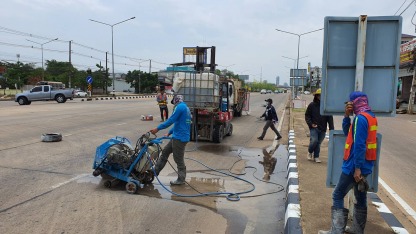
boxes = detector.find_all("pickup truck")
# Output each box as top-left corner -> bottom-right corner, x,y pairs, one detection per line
15,85 -> 74,105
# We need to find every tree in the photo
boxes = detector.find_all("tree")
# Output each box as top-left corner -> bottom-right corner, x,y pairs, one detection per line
125,70 -> 158,93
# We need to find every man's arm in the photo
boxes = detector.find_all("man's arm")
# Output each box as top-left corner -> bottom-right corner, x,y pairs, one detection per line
305,104 -> 313,128
157,104 -> 182,130
352,115 -> 369,171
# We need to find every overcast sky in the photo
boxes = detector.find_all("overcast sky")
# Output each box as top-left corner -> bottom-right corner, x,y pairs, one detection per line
1,0 -> 415,85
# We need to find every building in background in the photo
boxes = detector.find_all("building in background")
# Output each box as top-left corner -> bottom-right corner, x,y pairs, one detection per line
276,76 -> 280,86
398,34 -> 416,104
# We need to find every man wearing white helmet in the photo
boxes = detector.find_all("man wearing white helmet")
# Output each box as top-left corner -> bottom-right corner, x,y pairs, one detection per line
150,95 -> 192,185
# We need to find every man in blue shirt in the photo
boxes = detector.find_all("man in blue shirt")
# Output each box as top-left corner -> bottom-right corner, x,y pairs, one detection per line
319,91 -> 377,234
150,95 -> 192,185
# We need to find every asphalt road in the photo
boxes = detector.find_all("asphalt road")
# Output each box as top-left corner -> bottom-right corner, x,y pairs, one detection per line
0,93 -> 290,234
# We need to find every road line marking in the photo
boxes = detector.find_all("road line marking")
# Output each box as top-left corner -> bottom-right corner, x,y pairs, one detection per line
379,177 -> 416,222
50,174 -> 89,190
116,123 -> 127,126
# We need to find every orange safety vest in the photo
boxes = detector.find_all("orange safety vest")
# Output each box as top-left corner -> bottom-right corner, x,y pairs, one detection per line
344,112 -> 377,161
157,93 -> 167,105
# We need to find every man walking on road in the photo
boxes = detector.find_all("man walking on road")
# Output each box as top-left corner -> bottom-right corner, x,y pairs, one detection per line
150,95 -> 192,185
319,91 -> 378,234
305,88 -> 334,163
258,98 -> 282,141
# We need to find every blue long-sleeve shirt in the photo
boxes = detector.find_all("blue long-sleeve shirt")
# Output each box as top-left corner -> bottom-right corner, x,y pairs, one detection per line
157,102 -> 191,142
341,111 -> 375,175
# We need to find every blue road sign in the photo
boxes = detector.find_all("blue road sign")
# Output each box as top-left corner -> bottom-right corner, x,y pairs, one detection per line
86,76 -> 93,84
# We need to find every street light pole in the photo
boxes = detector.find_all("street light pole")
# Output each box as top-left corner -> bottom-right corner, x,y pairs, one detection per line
275,28 -> 323,97
89,17 -> 135,97
27,38 -> 58,81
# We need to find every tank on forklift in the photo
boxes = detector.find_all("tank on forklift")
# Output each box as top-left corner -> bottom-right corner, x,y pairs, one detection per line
156,46 -> 249,143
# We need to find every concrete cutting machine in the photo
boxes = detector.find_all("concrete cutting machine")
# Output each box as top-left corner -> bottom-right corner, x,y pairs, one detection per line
92,132 -> 168,194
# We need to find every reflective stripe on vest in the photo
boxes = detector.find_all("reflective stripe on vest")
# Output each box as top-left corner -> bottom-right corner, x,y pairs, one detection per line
343,112 -> 378,161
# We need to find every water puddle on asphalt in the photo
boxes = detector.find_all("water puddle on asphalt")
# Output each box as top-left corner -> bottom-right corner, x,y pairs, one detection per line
88,144 -> 289,232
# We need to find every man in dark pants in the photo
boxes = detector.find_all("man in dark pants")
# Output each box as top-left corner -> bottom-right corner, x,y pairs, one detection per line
150,95 -> 191,185
258,98 -> 282,141
156,89 -> 169,122
305,88 -> 334,163
319,91 -> 377,234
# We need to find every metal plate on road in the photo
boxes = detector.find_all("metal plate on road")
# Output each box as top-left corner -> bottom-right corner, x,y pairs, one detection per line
321,16 -> 402,116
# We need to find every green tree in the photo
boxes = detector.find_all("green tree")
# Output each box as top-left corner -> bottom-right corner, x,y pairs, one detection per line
45,60 -> 73,83
125,70 -> 158,93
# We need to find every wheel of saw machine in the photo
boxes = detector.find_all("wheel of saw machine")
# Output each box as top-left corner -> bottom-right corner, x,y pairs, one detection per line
142,170 -> 155,184
104,180 -> 112,188
125,181 -> 139,194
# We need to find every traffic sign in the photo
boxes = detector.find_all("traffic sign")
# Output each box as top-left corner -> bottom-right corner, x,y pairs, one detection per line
321,16 -> 402,116
86,76 -> 93,84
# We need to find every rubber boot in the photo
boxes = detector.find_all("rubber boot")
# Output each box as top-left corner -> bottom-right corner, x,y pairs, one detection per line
170,166 -> 186,185
318,206 -> 348,234
345,205 -> 367,234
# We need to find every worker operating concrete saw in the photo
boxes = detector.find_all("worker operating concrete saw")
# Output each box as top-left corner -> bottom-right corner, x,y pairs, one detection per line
150,94 -> 192,185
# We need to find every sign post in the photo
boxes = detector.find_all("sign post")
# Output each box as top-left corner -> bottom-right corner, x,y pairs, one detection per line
86,75 -> 93,97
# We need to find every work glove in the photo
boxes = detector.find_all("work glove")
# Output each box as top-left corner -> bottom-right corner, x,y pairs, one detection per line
358,177 -> 369,192
272,120 -> 277,125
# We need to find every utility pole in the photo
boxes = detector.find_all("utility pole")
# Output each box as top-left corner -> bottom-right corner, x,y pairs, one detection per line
69,40 -> 72,88
149,59 -> 152,74
105,52 -> 108,93
408,69 -> 416,114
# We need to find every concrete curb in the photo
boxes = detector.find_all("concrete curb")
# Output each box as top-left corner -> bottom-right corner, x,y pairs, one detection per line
284,130 -> 302,234
80,95 -> 174,102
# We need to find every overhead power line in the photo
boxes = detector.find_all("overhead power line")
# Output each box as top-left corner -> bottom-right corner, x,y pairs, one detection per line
398,0 -> 416,15
0,25 -> 172,70
395,0 -> 408,15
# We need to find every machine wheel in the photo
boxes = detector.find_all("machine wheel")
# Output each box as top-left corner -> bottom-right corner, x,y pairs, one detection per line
104,180 -> 112,188
17,97 -> 28,105
142,170 -> 155,184
213,124 -> 224,143
126,181 -> 139,194
226,123 -> 233,136
55,94 -> 66,103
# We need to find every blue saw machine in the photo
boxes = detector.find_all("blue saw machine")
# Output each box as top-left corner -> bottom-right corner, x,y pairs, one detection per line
92,132 -> 169,194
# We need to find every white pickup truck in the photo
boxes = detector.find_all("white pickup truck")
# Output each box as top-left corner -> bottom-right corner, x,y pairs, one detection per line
15,85 -> 75,105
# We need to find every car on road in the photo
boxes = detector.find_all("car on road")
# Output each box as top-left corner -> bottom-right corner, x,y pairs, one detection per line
304,91 -> 311,95
75,90 -> 88,97
260,89 -> 267,94
266,90 -> 272,94
15,85 -> 74,105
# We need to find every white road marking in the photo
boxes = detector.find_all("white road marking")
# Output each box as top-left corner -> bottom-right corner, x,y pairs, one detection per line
116,123 -> 127,126
379,177 -> 416,222
50,174 -> 89,190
